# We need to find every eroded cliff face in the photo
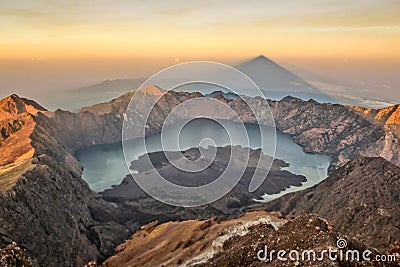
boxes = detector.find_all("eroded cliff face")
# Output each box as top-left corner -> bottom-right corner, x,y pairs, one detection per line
1,91 -> 399,266
0,95 -> 46,190
258,97 -> 395,168
48,89 -> 203,152
263,157 -> 400,251
352,104 -> 400,140
0,96 -> 141,266
0,94 -> 247,266
0,94 -> 46,121
352,104 -> 400,127
351,105 -> 400,164
48,89 -> 400,169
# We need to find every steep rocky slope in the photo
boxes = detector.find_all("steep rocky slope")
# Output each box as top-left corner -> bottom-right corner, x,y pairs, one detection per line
0,96 -> 133,266
352,104 -> 400,126
351,105 -> 400,164
0,94 -> 46,121
0,94 -> 46,162
0,94 -> 47,190
263,157 -> 400,251
102,211 -> 284,267
1,91 -> 399,266
49,88 -> 204,152
46,91 -> 135,152
352,104 -> 400,137
0,94 -> 247,266
0,95 -> 160,265
265,97 -> 389,167
101,212 -> 398,267
49,88 -> 400,169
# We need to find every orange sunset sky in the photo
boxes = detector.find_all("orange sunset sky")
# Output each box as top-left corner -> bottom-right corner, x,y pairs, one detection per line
1,0 -> 399,59
0,0 -> 399,103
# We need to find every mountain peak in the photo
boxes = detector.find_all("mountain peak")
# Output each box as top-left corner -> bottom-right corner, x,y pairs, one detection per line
1,94 -> 28,116
254,54 -> 269,60
2,93 -> 21,103
235,55 -> 321,97
137,85 -> 164,96
0,94 -> 46,120
250,55 -> 275,64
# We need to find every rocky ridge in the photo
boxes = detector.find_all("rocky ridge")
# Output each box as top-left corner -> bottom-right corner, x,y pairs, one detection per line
102,211 -> 284,267
101,212 -> 399,267
263,156 -> 400,251
0,98 -> 132,266
0,95 -> 165,266
0,94 -> 249,266
352,104 -> 400,137
1,90 -> 400,266
0,94 -> 47,190
48,88 -> 400,169
352,104 -> 400,126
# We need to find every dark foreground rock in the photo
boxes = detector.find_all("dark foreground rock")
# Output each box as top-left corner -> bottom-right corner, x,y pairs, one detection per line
0,242 -> 34,267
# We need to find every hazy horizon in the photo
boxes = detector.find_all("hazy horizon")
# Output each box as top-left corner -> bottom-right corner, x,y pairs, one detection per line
1,0 -> 399,108
1,56 -> 398,109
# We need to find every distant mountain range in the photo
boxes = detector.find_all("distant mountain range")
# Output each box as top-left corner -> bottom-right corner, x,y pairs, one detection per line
55,78 -> 144,112
171,55 -> 336,103
65,56 -> 335,112
75,79 -> 144,95
15,55 -> 391,112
